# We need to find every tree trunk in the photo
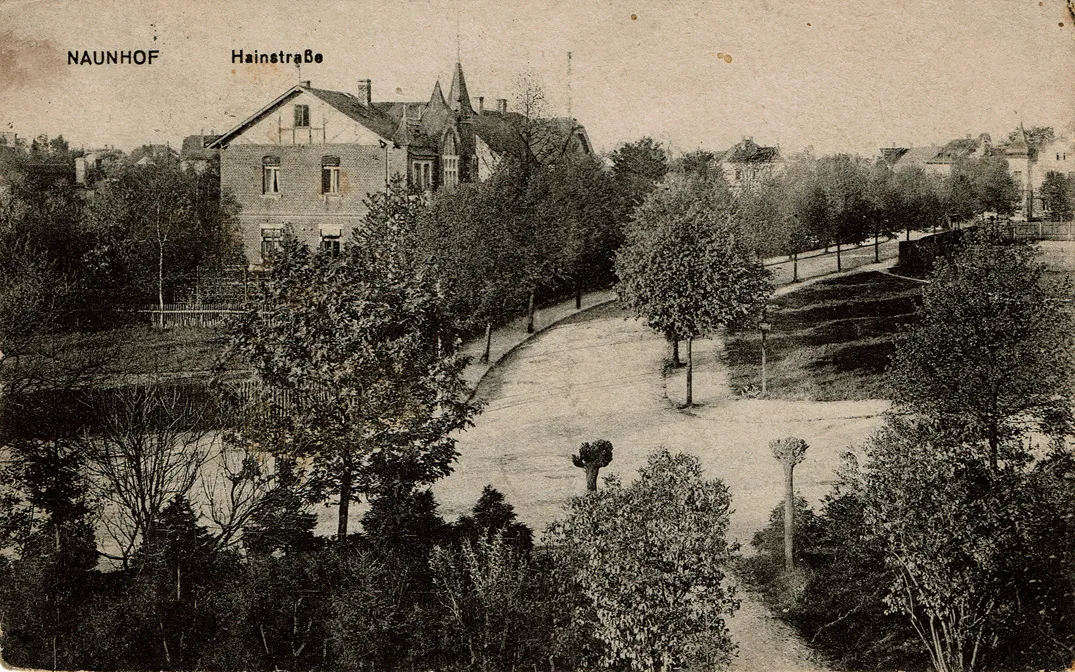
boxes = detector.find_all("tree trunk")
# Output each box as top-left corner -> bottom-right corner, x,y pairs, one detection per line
585,465 -> 600,491
337,470 -> 352,539
874,231 -> 880,263
836,241 -> 842,271
792,252 -> 798,283
481,321 -> 492,363
671,338 -> 681,366
906,226 -> 911,242
784,464 -> 795,572
575,288 -> 582,310
685,337 -> 693,408
526,288 -> 536,334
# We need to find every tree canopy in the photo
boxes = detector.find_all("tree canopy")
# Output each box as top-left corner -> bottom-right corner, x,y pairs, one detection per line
887,230 -> 1074,470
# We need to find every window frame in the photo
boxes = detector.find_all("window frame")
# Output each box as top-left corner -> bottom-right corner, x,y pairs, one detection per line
442,155 -> 459,190
262,156 -> 281,195
321,155 -> 341,195
260,228 -> 284,261
294,104 -> 310,128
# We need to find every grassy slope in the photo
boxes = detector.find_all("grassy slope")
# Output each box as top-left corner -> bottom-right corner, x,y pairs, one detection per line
724,271 -> 924,401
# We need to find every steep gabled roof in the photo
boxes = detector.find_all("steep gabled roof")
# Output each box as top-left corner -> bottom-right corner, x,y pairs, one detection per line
208,84 -> 399,149
304,87 -> 399,140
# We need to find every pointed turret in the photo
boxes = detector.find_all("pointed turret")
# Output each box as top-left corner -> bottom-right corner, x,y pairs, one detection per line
429,80 -> 447,107
447,62 -> 475,116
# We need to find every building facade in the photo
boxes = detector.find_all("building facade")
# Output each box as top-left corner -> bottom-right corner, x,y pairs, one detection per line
210,62 -> 593,266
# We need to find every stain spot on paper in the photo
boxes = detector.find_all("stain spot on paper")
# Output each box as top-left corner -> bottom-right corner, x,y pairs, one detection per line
631,14 -> 637,20
0,30 -> 68,95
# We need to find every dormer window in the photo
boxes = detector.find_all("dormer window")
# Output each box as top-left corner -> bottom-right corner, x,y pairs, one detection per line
262,156 -> 281,194
294,104 -> 310,128
321,155 -> 340,194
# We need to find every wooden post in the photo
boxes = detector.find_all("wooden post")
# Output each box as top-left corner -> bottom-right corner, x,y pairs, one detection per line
685,337 -> 693,408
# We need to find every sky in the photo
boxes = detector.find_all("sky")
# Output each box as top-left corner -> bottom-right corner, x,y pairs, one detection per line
1,0 -> 1073,157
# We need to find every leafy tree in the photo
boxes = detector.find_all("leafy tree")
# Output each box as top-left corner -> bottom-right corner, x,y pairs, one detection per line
769,436 -> 809,571
615,173 -> 772,406
430,532 -> 539,671
1040,170 -> 1074,220
0,438 -> 97,670
609,137 -> 669,216
813,154 -> 874,270
855,419 -> 1029,672
571,439 -> 613,492
421,177 -> 528,361
547,448 -> 740,671
453,485 -> 534,552
887,230 -> 1074,470
945,157 -> 1019,219
83,161 -> 241,310
225,184 -> 480,538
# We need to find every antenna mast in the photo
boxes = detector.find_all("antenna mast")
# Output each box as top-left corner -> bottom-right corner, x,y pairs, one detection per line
567,51 -> 573,117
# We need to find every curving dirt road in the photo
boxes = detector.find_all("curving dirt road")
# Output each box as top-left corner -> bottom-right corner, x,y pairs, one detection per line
434,300 -> 894,671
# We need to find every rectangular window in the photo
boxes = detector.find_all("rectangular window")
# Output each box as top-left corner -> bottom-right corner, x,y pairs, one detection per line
294,104 -> 310,128
260,228 -> 283,261
322,166 -> 340,194
443,156 -> 458,190
412,160 -> 433,190
321,156 -> 341,194
320,235 -> 341,256
262,156 -> 281,194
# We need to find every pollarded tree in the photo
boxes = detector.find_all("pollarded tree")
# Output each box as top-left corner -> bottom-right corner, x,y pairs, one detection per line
770,436 -> 809,572
225,183 -> 481,538
887,229 -> 1074,472
571,439 -> 613,492
615,173 -> 772,407
548,448 -> 740,671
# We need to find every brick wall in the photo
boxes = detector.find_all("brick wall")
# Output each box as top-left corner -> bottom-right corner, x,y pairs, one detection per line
221,142 -> 408,264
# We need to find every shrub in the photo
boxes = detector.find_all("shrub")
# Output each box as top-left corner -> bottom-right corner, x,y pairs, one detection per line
547,447 -> 739,671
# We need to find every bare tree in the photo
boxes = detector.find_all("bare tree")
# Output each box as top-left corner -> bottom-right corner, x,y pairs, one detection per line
200,441 -> 276,550
83,382 -> 215,565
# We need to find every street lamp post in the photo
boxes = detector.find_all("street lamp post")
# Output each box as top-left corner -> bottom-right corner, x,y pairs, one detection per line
759,314 -> 771,396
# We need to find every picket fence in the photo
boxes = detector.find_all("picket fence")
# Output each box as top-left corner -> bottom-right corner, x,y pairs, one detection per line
137,303 -> 245,328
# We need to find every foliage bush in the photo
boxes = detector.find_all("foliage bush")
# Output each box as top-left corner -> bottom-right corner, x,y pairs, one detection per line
547,447 -> 740,671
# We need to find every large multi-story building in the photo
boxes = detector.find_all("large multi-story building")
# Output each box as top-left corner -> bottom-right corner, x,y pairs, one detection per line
209,62 -> 592,266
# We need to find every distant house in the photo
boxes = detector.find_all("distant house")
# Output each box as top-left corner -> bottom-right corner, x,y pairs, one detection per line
715,138 -> 782,190
1030,136 -> 1075,217
129,144 -> 179,167
208,61 -> 593,267
180,134 -> 221,173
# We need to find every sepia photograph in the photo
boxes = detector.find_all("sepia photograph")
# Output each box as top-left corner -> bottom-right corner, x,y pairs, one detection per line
1,1 -> 1074,670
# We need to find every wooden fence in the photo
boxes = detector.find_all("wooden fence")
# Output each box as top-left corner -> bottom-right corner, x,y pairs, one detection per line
137,303 -> 246,328
1006,220 -> 1075,241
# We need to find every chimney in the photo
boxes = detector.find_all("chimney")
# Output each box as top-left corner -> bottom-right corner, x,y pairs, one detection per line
357,79 -> 372,106
300,80 -> 311,88
478,96 -> 484,113
496,98 -> 507,113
